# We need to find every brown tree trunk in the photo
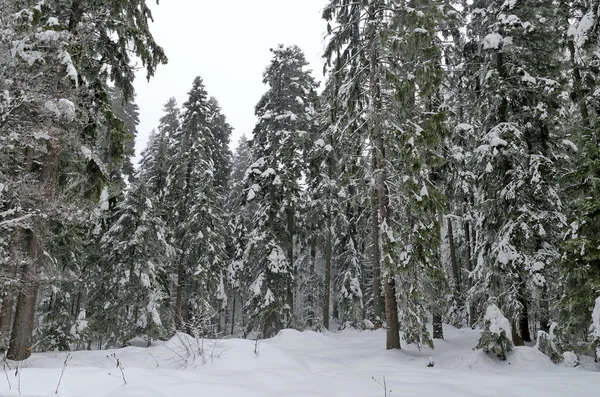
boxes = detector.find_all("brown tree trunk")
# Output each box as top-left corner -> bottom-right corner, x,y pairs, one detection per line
368,4 -> 398,347
8,138 -> 59,360
371,197 -> 382,328
323,213 -> 332,330
384,277 -> 400,349
7,228 -> 42,361
433,314 -> 444,339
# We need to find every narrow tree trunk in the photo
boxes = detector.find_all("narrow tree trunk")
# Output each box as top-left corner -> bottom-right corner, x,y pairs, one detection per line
287,205 -> 295,318
464,220 -> 476,326
384,277 -> 400,349
433,314 -> 444,339
230,293 -> 236,335
371,192 -> 382,328
323,213 -> 332,330
447,219 -> 461,295
174,254 -> 185,331
368,4 -> 398,347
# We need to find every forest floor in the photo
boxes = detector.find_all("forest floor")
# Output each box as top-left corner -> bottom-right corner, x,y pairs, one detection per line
1,324 -> 599,396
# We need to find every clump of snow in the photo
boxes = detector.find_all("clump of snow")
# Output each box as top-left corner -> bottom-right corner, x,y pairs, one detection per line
482,33 -> 503,50
563,351 -> 579,367
485,304 -> 512,340
57,98 -> 76,122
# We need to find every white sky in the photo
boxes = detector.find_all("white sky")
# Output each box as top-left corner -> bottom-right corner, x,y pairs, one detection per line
132,0 -> 329,161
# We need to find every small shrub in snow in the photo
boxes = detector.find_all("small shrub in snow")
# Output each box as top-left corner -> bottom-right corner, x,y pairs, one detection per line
562,351 -> 579,367
535,327 -> 562,363
476,304 -> 513,361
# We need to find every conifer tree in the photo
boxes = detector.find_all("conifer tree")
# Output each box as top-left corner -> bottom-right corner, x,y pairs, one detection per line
167,77 -> 229,334
558,0 -> 600,345
466,0 -> 566,345
243,45 -> 318,337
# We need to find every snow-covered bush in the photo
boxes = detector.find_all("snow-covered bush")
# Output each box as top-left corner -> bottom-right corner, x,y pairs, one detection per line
535,322 -> 562,363
476,304 -> 513,361
591,297 -> 600,362
563,351 -> 579,367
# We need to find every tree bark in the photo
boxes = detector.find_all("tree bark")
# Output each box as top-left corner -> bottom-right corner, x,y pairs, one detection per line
8,137 -> 59,360
7,228 -> 42,360
371,196 -> 382,328
367,5 -> 398,347
0,229 -> 20,351
323,213 -> 332,330
384,277 -> 400,349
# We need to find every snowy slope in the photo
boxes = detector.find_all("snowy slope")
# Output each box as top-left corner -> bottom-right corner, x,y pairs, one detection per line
1,325 -> 598,397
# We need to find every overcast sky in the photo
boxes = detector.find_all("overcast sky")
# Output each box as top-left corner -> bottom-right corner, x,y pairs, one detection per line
132,0 -> 329,162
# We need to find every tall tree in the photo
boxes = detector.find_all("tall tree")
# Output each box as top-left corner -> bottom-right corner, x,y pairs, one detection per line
243,45 -> 318,337
466,0 -> 566,345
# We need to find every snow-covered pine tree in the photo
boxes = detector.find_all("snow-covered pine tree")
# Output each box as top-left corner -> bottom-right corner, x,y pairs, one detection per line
207,97 -> 233,193
227,135 -> 254,335
323,0 -> 386,331
466,0 -> 566,345
323,0 -> 449,349
558,0 -> 600,349
476,304 -> 513,361
166,76 -> 229,336
243,45 -> 318,337
0,0 -> 166,360
89,172 -> 172,348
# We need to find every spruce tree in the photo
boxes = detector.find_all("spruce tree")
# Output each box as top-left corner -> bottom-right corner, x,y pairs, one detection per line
558,0 -> 600,346
166,76 -> 229,335
243,45 -> 318,337
466,0 -> 566,345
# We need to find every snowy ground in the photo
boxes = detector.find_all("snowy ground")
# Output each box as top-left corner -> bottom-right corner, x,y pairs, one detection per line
1,325 -> 599,397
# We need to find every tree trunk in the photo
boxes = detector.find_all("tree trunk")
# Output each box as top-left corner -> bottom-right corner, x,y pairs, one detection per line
323,213 -> 332,330
7,230 -> 41,361
447,219 -> 461,295
371,192 -> 382,328
287,205 -> 295,318
539,286 -> 550,333
231,293 -> 236,335
174,254 -> 185,331
0,294 -> 13,351
464,220 -> 476,326
8,137 -> 59,360
0,230 -> 20,351
433,314 -> 444,339
384,277 -> 400,349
